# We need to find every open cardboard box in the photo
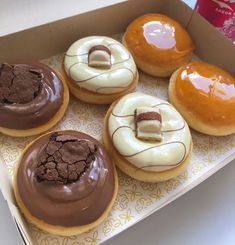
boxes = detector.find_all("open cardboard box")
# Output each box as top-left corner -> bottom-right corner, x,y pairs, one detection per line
0,0 -> 235,244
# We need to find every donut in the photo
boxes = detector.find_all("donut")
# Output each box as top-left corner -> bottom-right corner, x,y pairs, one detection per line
103,92 -> 192,182
123,14 -> 195,77
0,62 -> 69,137
63,36 -> 138,104
14,130 -> 118,236
169,61 -> 235,136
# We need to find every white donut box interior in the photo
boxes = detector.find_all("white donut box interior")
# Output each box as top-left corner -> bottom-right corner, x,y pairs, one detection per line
0,0 -> 235,244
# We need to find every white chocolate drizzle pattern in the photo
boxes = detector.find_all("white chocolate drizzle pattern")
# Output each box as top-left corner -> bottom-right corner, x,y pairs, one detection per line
108,92 -> 192,172
64,36 -> 137,94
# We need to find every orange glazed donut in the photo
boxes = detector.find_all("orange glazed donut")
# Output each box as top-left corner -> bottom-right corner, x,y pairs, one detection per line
123,14 -> 195,77
169,61 -> 235,136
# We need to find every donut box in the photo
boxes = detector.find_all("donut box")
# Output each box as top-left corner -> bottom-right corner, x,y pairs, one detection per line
0,0 -> 235,244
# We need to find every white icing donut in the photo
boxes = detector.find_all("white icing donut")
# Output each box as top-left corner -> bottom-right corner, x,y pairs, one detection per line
108,92 -> 192,172
64,36 -> 137,94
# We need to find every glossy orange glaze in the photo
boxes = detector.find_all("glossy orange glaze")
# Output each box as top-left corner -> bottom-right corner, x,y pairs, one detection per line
174,61 -> 235,126
124,14 -> 195,66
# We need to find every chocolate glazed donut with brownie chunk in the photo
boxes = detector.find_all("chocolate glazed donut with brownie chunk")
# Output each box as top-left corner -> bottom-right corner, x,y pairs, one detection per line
0,62 -> 69,137
14,130 -> 118,236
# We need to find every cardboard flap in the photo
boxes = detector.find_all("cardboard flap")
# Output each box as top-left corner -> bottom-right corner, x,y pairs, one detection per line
0,0 -> 163,62
187,11 -> 235,75
161,0 -> 194,26
9,202 -> 34,245
0,154 -> 15,204
0,0 -> 127,37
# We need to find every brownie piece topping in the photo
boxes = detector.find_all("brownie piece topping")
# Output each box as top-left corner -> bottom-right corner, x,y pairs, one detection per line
0,63 -> 42,104
35,133 -> 97,184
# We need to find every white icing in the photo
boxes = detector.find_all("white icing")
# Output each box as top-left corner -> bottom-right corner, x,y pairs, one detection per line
64,36 -> 137,94
108,92 -> 192,172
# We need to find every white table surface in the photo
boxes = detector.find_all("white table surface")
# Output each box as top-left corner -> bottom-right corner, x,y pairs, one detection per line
1,0 -> 235,245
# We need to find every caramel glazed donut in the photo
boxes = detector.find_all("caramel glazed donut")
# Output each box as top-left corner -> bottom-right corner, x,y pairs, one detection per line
103,92 -> 193,182
14,130 -> 118,236
63,36 -> 138,104
0,62 -> 69,137
169,61 -> 235,136
123,14 -> 195,77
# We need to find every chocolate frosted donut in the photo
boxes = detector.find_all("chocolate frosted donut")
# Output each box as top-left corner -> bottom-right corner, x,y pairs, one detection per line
0,62 -> 69,137
14,130 -> 118,236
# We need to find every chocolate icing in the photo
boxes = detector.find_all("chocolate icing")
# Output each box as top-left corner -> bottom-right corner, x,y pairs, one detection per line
136,112 -> 162,122
0,62 -> 63,129
17,131 -> 115,227
88,45 -> 111,55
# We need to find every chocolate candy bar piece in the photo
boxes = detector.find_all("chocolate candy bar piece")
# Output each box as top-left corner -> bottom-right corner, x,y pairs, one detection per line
88,45 -> 111,68
135,107 -> 162,141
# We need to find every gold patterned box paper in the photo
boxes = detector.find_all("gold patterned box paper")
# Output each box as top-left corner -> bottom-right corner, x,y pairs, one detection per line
0,34 -> 235,245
